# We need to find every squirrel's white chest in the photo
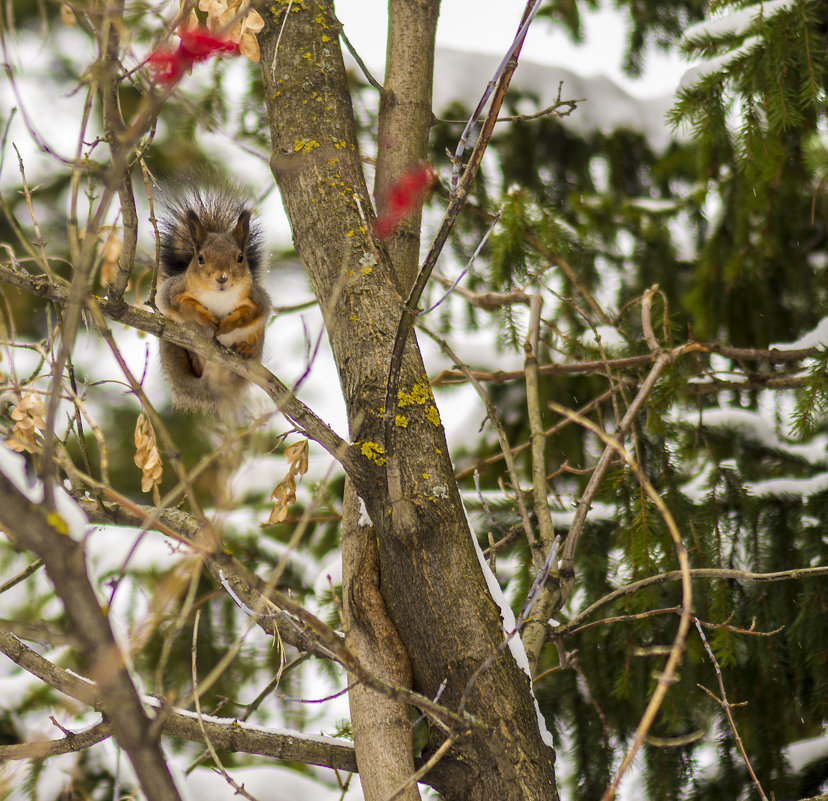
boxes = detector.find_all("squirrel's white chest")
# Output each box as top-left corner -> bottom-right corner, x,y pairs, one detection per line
199,284 -> 246,317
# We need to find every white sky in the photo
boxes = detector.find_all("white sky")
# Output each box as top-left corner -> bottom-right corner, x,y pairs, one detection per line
335,0 -> 690,98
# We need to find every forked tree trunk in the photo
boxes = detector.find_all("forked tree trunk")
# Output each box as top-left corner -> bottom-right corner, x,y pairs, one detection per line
259,4 -> 558,799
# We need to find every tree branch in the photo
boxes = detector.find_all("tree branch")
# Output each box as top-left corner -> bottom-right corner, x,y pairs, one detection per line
373,0 -> 440,296
76,495 -> 344,661
347,5 -> 440,798
521,294 -> 561,673
0,721 -> 111,760
0,262 -> 356,473
0,477 -> 183,801
550,565 -> 828,638
0,629 -> 359,772
546,402 -> 692,801
73,496 -> 490,747
557,358 -> 674,599
431,341 -> 818,386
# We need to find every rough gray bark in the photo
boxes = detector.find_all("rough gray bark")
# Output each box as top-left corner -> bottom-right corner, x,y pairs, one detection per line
259,3 -> 559,800
341,3 -> 439,798
342,483 -> 419,801
373,0 -> 440,295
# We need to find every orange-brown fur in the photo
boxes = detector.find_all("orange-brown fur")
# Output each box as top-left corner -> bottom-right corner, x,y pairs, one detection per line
156,189 -> 271,414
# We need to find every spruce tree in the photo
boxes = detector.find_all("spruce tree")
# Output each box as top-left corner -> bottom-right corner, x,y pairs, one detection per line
0,1 -> 827,800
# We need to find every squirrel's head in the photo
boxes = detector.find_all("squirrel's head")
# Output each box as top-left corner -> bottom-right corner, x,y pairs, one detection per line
184,209 -> 254,294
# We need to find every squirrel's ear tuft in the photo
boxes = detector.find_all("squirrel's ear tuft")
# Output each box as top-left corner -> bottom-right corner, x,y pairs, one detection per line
233,210 -> 251,251
185,209 -> 207,251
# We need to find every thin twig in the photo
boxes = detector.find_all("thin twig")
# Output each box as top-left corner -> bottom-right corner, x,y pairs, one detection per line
551,565 -> 828,637
547,404 -> 692,801
435,88 -> 584,126
422,207 -> 502,314
192,610 -> 262,801
558,287 -> 691,590
454,384 -> 623,481
12,145 -> 52,279
449,0 -> 543,191
334,14 -> 383,91
420,325 -> 539,558
0,720 -> 112,760
84,298 -> 209,526
0,559 -> 44,595
430,336 -> 816,385
694,619 -> 769,801
384,735 -> 459,801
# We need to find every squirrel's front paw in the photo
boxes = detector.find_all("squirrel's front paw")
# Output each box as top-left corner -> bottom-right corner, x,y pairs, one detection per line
201,312 -> 221,331
231,339 -> 258,357
216,318 -> 235,336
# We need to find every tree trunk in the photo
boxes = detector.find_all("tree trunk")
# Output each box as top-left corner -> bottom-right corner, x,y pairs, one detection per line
342,482 -> 419,801
373,0 -> 440,295
258,4 -> 558,798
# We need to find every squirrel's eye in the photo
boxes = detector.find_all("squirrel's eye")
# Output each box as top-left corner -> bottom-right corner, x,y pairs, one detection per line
197,254 -> 204,265
237,252 -> 244,263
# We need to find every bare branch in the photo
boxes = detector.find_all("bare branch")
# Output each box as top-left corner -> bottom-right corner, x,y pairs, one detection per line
521,293 -> 561,674
694,620 -> 769,801
372,0 -> 439,295
0,721 -> 111,760
0,261 -> 355,473
454,384 -> 625,481
434,86 -> 584,126
556,354 -> 668,594
384,736 -> 459,801
431,337 -> 818,386
0,629 -> 359,772
0,478 -> 183,801
74,498 -> 488,742
550,565 -> 828,638
546,404 -> 692,801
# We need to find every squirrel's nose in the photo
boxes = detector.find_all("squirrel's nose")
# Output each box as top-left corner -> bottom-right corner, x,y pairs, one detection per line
217,273 -> 228,285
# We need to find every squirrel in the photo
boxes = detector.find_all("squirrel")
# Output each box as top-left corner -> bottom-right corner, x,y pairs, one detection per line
155,181 -> 272,414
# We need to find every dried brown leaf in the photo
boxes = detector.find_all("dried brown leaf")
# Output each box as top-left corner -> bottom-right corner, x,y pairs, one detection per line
134,413 -> 163,495
60,3 -> 76,25
5,393 -> 46,454
264,440 -> 309,525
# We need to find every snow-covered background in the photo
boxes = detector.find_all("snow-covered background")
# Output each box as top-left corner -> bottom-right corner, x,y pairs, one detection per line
1,1 -> 827,799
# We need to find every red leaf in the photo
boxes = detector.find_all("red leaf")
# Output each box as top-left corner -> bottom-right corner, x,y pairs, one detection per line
374,165 -> 435,240
178,28 -> 237,62
147,48 -> 183,83
147,27 -> 237,85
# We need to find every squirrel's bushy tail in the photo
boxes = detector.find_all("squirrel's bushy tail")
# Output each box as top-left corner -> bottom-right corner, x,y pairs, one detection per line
155,170 -> 270,416
158,176 -> 263,277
